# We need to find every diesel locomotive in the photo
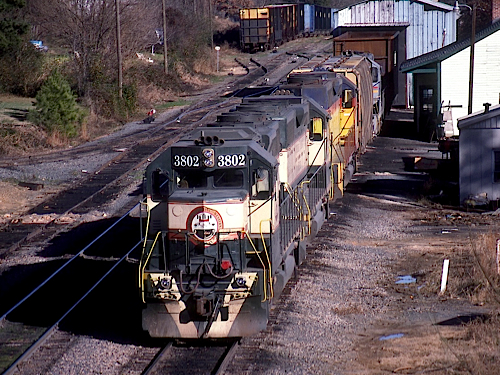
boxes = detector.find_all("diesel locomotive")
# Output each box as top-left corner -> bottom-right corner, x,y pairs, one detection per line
138,52 -> 383,339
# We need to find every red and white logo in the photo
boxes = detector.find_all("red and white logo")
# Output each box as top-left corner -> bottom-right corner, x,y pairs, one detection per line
188,207 -> 223,243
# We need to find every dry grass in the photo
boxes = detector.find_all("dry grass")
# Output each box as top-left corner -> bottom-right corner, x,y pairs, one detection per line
0,124 -> 50,155
432,312 -> 500,375
452,232 -> 500,374
464,232 -> 500,304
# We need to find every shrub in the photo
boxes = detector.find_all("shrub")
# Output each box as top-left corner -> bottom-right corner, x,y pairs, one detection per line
88,82 -> 137,122
0,42 -> 44,96
29,70 -> 83,138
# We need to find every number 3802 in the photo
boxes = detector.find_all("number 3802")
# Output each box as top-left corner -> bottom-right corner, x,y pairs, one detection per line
172,154 -> 200,167
217,154 -> 245,167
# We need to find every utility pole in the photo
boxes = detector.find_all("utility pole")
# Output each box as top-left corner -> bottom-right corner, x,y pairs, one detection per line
115,0 -> 123,98
209,0 -> 213,50
468,4 -> 476,114
162,0 -> 168,74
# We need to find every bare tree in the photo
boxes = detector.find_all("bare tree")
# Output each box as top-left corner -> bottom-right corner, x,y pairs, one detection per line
26,0 -> 157,96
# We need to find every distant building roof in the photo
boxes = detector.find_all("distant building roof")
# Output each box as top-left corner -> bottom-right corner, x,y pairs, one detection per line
341,22 -> 410,28
458,103 -> 500,129
342,0 -> 454,12
400,20 -> 500,73
334,30 -> 402,40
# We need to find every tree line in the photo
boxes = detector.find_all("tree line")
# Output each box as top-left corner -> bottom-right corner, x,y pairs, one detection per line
0,0 -> 251,139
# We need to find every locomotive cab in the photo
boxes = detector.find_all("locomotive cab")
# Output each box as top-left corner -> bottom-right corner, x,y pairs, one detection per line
140,128 -> 279,338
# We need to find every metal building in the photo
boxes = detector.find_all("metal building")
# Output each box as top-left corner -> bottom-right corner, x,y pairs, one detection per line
458,104 -> 500,205
336,0 -> 458,106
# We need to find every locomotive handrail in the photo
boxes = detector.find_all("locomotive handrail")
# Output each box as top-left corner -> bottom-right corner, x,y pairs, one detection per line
259,219 -> 274,300
248,195 -> 273,216
281,182 -> 305,251
139,231 -> 163,303
300,164 -> 328,236
243,230 -> 270,302
283,182 -> 301,211
299,180 -> 312,237
284,182 -> 305,238
142,200 -> 152,249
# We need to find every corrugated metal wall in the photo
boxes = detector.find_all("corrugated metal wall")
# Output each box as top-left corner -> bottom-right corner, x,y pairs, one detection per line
337,0 -> 457,59
459,120 -> 500,203
337,0 -> 457,106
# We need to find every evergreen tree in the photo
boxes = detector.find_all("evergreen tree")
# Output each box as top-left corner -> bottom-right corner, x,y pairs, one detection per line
30,71 -> 83,138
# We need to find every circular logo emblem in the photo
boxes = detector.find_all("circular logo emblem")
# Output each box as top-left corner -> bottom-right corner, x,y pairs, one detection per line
189,208 -> 223,243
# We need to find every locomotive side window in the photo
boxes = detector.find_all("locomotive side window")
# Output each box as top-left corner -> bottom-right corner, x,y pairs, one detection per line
343,89 -> 353,108
310,117 -> 323,141
151,169 -> 169,201
251,168 -> 270,199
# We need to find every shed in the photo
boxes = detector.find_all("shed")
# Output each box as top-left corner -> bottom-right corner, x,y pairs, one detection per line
400,20 -> 500,141
458,103 -> 500,205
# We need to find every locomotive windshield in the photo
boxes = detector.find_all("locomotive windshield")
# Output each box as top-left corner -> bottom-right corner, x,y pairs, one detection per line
174,168 -> 245,189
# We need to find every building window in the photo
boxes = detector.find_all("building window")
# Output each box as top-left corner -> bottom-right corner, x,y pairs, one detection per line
422,88 -> 434,113
494,151 -> 500,182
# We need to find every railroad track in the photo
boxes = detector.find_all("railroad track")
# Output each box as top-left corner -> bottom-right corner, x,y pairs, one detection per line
141,340 -> 239,375
0,99 -> 238,374
0,216 -> 143,374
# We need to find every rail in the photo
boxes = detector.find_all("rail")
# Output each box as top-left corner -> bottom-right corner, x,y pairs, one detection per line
0,202 -> 142,326
140,339 -> 238,375
3,238 -> 143,375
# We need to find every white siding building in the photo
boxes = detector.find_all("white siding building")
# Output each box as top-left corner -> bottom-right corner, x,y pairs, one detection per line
401,21 -> 500,140
442,28 -> 500,130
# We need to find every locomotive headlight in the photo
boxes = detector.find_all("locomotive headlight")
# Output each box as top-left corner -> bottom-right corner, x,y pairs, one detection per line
203,149 -> 214,158
202,148 -> 214,168
203,158 -> 214,167
235,277 -> 246,288
159,278 -> 171,290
